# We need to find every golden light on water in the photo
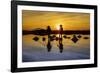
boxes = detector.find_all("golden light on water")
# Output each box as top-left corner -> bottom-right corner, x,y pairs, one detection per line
22,10 -> 90,61
22,10 -> 90,50
56,34 -> 59,37
22,35 -> 90,49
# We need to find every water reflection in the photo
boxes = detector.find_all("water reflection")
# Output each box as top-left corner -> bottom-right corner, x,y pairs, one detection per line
31,25 -> 90,53
23,34 -> 90,62
32,34 -> 89,52
22,25 -> 90,62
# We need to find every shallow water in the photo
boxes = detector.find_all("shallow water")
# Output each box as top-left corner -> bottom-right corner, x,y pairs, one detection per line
22,34 -> 90,62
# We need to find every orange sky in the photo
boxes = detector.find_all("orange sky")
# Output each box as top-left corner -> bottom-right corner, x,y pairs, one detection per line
22,10 -> 90,30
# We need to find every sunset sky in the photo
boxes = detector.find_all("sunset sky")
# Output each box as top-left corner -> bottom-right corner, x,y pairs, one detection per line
22,10 -> 90,62
22,10 -> 90,31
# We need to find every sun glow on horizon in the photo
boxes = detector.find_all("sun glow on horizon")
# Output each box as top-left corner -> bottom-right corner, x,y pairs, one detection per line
56,24 -> 60,30
22,10 -> 90,31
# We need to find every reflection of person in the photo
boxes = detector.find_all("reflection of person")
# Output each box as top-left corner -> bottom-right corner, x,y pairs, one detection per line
59,25 -> 63,41
59,43 -> 63,53
57,43 -> 63,53
47,41 -> 52,52
47,26 -> 52,52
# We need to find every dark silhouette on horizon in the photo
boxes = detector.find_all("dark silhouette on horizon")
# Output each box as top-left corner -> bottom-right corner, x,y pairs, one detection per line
29,25 -> 90,53
23,30 -> 90,35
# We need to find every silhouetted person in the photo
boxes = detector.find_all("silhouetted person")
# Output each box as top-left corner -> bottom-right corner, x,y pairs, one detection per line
47,26 -> 52,52
58,25 -> 63,53
58,25 -> 63,42
60,25 -> 63,35
47,26 -> 51,35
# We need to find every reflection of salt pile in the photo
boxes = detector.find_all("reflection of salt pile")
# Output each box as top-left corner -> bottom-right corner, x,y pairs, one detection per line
32,34 -> 90,53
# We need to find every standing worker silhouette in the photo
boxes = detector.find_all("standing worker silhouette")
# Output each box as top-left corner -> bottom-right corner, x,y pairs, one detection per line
47,26 -> 52,52
58,25 -> 63,53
